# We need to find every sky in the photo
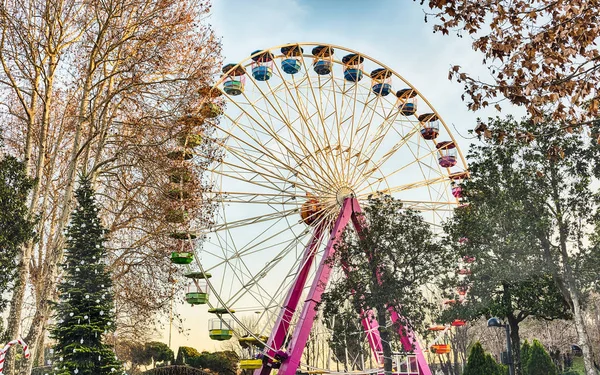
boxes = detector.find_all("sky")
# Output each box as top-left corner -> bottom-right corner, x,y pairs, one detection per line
158,0 -> 524,353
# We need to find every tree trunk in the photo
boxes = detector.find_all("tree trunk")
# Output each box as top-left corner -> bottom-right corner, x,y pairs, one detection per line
3,49 -> 57,375
377,308 -> 393,375
508,317 -> 522,375
549,164 -> 596,375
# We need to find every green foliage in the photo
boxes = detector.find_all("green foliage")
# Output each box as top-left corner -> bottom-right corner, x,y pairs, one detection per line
441,116 -> 591,374
186,351 -> 238,375
50,177 -> 124,375
525,340 -> 557,375
145,341 -> 174,366
0,153 -> 36,313
31,366 -> 53,375
521,340 -> 532,370
324,305 -> 369,371
123,340 -> 152,369
442,117 -> 573,324
463,342 -> 505,375
321,195 -> 452,374
175,346 -> 201,365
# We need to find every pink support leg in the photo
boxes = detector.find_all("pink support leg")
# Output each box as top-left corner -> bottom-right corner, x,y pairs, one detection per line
276,198 -> 432,375
389,310 -> 431,375
255,224 -> 326,375
278,198 -> 355,375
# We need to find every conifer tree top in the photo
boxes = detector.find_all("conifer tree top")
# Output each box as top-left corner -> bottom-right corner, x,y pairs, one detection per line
50,177 -> 124,375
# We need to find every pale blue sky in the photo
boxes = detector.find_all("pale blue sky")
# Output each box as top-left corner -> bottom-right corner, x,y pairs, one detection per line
162,0 -> 523,352
209,0 -> 523,150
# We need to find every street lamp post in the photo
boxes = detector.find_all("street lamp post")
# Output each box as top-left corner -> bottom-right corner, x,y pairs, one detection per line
488,317 -> 515,375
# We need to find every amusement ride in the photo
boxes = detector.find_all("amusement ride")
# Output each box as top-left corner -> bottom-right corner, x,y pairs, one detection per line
165,42 -> 469,375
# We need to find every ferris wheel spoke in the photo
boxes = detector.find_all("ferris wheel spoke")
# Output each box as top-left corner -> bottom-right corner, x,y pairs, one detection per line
208,143 -> 333,197
206,191 -> 304,205
223,91 -> 336,190
264,72 -> 343,188
244,64 -> 342,189
215,131 -> 331,196
295,56 -> 348,184
349,104 -> 407,185
396,199 -> 457,211
354,140 -> 445,191
220,224 -> 316,308
205,227 -> 302,310
350,126 -> 421,188
207,208 -> 300,233
218,148 -> 331,195
344,94 -> 397,186
356,175 -> 451,197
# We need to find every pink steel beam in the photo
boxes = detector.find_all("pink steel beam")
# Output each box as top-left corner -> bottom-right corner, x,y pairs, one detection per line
278,198 -> 355,375
279,197 -> 432,375
255,224 -> 326,375
389,310 -> 431,375
348,203 -> 432,375
347,204 -> 385,362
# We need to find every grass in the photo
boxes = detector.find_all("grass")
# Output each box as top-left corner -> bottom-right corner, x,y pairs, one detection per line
564,357 -> 600,374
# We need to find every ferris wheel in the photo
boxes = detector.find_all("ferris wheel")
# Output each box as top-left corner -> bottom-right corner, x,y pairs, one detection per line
174,42 -> 468,375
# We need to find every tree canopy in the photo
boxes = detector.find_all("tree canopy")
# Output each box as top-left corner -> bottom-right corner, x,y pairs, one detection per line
447,115 -> 600,375
321,195 -> 452,375
442,116 -> 575,373
525,340 -> 557,375
422,0 -> 600,126
463,342 -> 506,375
50,177 -> 124,375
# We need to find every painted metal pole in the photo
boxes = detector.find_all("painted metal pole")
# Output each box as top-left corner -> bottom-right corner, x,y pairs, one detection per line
278,197 -> 433,375
505,324 -> 515,375
389,310 -> 432,375
278,198 -> 354,375
348,201 -> 384,363
255,223 -> 325,375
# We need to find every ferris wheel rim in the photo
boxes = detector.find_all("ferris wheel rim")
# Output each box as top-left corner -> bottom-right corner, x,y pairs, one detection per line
214,41 -> 468,171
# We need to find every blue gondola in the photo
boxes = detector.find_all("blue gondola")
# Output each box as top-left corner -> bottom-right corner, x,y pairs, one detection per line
312,45 -> 334,75
314,60 -> 331,75
251,50 -> 274,81
371,68 -> 392,96
344,68 -> 363,82
342,53 -> 364,82
281,45 -> 303,75
396,89 -> 418,115
252,66 -> 273,81
372,83 -> 392,96
282,58 -> 301,74
400,102 -> 416,116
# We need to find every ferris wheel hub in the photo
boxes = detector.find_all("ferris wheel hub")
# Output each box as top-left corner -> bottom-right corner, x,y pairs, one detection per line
335,186 -> 355,206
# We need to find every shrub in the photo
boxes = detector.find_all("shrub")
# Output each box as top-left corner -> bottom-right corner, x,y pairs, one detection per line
463,342 -> 505,375
526,340 -> 557,375
176,346 -> 201,365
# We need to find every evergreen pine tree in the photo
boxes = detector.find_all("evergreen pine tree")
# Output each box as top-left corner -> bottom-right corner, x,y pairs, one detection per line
0,153 -> 36,316
525,340 -> 557,375
463,342 -> 504,375
50,177 -> 124,375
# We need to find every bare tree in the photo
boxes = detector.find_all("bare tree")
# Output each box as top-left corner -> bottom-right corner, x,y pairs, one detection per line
422,0 -> 600,127
0,0 -> 221,373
